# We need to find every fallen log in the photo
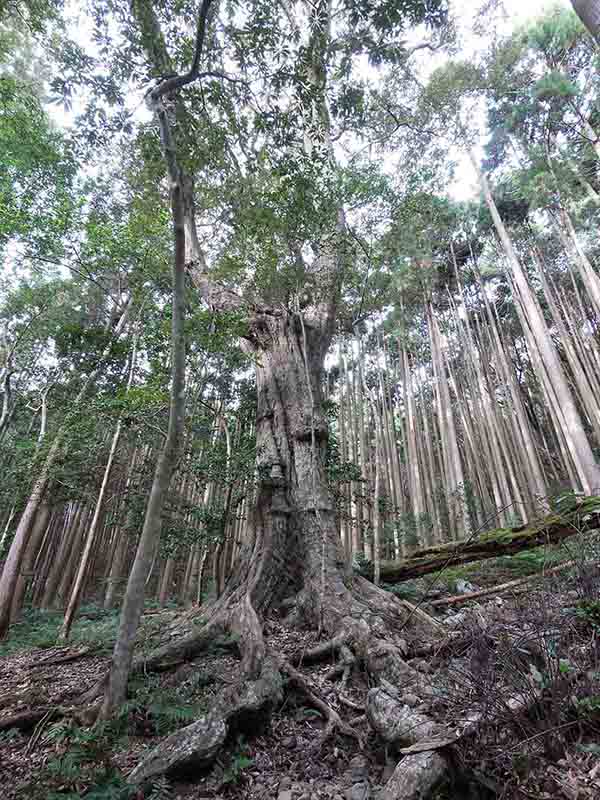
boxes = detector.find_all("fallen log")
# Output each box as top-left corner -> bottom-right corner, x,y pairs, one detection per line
377,498 -> 600,584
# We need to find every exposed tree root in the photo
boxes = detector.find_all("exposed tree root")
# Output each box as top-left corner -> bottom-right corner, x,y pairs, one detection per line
0,706 -> 66,732
121,580 -> 446,784
112,498 -> 594,789
353,575 -> 442,636
83,489 -> 449,789
381,751 -> 449,800
337,644 -> 355,692
127,650 -> 282,785
127,502 -> 584,798
367,686 -> 446,747
324,662 -> 345,682
337,693 -> 364,712
279,657 -> 363,746
132,616 -> 229,674
0,708 -> 53,733
78,615 -> 233,707
407,632 -> 462,660
292,631 -> 348,665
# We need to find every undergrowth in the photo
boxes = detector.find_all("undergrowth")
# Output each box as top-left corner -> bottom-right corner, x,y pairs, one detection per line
0,602 -> 171,657
124,673 -> 207,736
20,718 -> 131,800
440,559 -> 600,798
14,660 -> 211,798
0,606 -> 120,657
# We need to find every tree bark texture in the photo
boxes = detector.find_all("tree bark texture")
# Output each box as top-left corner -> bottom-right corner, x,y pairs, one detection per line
571,0 -> 600,42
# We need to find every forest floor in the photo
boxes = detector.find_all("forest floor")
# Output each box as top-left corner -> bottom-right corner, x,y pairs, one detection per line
2,538 -> 600,800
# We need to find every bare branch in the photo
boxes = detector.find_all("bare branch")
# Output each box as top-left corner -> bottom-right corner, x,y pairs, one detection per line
403,40 -> 442,58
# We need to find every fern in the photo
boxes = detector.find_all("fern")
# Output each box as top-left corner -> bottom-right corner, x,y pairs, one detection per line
0,727 -> 21,743
148,775 -> 173,800
148,700 -> 199,733
122,674 -> 206,735
221,736 -> 254,785
46,773 -> 130,800
41,718 -> 73,744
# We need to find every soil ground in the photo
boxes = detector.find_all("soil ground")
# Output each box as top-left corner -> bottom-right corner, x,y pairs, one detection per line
1,539 -> 600,800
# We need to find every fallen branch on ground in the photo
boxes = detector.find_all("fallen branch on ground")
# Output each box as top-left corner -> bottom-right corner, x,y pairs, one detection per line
0,706 -> 65,732
430,559 -> 581,607
279,657 -> 362,745
30,646 -> 96,667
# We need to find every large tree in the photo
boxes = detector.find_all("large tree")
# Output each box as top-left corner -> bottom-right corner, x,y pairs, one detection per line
571,0 -> 600,41
90,0 -> 448,774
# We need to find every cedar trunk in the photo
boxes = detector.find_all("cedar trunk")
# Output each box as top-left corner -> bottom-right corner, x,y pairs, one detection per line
223,311 -> 346,629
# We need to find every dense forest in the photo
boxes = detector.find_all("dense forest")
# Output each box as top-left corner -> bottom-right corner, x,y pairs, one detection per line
2,0 -> 600,798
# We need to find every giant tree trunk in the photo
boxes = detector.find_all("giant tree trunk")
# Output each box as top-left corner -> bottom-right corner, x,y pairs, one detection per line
220,311 -> 344,630
571,1 -> 600,43
118,310 -> 440,786
105,0 -> 443,786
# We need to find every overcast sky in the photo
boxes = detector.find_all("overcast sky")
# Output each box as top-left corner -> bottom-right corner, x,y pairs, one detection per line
53,0 -> 570,194
447,0 -> 571,197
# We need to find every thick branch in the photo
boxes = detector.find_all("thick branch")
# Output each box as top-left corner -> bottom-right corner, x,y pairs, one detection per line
187,267 -> 252,314
147,0 -> 216,99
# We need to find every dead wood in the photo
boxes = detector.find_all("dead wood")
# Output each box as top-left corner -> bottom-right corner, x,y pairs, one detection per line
378,501 -> 600,584
30,646 -> 96,667
0,706 -> 64,732
430,559 -> 579,607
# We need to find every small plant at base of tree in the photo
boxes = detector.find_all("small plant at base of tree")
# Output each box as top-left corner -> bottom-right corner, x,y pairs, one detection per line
219,736 -> 254,788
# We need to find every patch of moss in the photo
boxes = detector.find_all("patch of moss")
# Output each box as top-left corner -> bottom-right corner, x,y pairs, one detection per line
435,565 -> 478,590
477,526 -> 516,544
382,581 -> 421,600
